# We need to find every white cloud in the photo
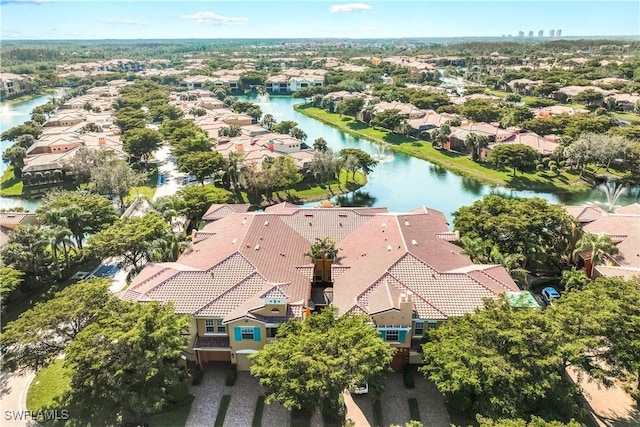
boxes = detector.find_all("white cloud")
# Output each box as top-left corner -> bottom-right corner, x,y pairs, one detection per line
180,11 -> 248,26
0,0 -> 54,4
330,3 -> 372,13
102,19 -> 139,25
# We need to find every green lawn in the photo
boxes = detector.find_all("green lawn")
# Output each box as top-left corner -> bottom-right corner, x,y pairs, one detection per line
483,88 -> 539,104
127,165 -> 158,201
27,359 -> 71,413
612,111 -> 640,124
0,166 -> 24,197
295,104 -> 590,193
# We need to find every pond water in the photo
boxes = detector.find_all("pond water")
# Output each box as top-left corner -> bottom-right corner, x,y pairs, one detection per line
243,94 -> 639,221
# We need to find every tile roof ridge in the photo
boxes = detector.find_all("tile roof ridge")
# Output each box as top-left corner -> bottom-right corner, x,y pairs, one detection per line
386,270 -> 448,318
193,271 -> 266,316
206,251 -> 257,273
394,216 -> 409,252
463,265 -> 513,294
129,264 -> 180,292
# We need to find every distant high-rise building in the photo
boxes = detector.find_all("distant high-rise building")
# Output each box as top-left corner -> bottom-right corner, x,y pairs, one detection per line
557,29 -> 562,37
528,30 -> 534,37
518,31 -> 525,37
549,29 -> 555,37
538,30 -> 544,37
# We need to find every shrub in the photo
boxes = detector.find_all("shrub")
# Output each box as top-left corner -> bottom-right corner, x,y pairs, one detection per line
252,395 -> 265,427
190,368 -> 203,386
408,397 -> 421,422
214,394 -> 231,427
225,365 -> 238,386
372,398 -> 383,427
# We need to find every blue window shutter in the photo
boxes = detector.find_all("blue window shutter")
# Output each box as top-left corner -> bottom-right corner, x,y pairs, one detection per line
379,330 -> 386,340
399,331 -> 406,342
254,327 -> 261,341
234,327 -> 242,341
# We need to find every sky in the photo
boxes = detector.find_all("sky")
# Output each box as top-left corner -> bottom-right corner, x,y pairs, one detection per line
1,0 -> 639,40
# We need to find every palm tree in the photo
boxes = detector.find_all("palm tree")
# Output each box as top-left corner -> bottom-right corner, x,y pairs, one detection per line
44,225 -> 75,278
289,127 -> 307,142
305,237 -> 339,261
573,233 -> 619,277
261,114 -> 276,131
460,236 -> 493,263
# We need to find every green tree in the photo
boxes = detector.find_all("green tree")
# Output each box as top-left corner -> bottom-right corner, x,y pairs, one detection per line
488,144 -> 539,176
476,415 -> 581,427
0,123 -> 42,142
265,156 -> 302,196
453,195 -> 579,273
460,100 -> 502,123
464,132 -> 489,161
336,97 -> 365,117
0,278 -> 113,371
1,225 -> 53,289
313,137 -> 328,152
114,106 -> 147,133
64,301 -> 189,424
306,148 -> 338,183
0,267 -> 24,308
339,148 -> 378,176
572,233 -> 619,277
1,145 -> 27,177
91,160 -> 147,211
371,109 -> 407,131
122,128 -> 163,163
573,89 -> 604,108
289,126 -> 307,142
261,114 -> 276,131
176,151 -> 226,186
250,307 -> 394,416
171,133 -> 213,157
273,120 -> 298,134
560,267 -> 590,291
64,147 -> 116,184
37,190 -> 118,250
177,185 -> 232,233
89,212 -> 173,270
420,297 -> 579,418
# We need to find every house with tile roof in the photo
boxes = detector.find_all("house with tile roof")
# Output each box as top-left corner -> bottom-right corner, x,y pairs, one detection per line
564,203 -> 640,279
124,204 -> 519,371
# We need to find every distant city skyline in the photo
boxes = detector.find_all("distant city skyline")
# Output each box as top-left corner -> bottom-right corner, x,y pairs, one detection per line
0,1 -> 638,40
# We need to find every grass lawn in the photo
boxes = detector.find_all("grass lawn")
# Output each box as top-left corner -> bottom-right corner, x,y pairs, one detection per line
142,396 -> 194,427
295,104 -> 590,193
483,89 -> 538,104
127,165 -> 158,201
27,359 -> 72,413
0,166 -> 23,197
612,111 -> 640,124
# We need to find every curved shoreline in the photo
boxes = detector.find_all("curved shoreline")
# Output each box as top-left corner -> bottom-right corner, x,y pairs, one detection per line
293,103 -> 592,194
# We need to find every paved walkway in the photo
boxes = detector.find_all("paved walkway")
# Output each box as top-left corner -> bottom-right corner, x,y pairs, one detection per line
0,370 -> 38,427
567,367 -> 640,427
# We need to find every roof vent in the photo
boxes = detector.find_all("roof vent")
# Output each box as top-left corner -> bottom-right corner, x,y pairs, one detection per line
411,239 -> 417,246
264,220 -> 269,226
232,238 -> 237,244
405,219 -> 410,226
381,222 -> 386,228
386,245 -> 392,251
242,218 -> 247,225
255,244 -> 260,250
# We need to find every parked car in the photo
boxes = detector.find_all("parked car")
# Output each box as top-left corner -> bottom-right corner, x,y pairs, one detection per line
541,287 -> 560,306
352,381 -> 369,395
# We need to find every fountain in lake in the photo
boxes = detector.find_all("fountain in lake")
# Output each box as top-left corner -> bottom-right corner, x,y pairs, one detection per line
0,103 -> 20,117
372,144 -> 394,163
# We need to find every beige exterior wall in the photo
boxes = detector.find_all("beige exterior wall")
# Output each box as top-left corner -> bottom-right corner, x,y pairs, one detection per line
227,318 -> 266,370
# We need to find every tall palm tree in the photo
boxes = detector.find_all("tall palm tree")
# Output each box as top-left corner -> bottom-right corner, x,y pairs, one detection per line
305,237 -> 339,261
573,233 -> 619,277
261,114 -> 276,131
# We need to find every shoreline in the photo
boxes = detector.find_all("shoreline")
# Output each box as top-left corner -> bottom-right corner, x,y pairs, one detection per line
293,103 -> 592,194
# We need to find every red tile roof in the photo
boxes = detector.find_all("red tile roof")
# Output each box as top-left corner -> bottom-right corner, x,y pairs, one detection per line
202,204 -> 252,221
125,205 -> 519,323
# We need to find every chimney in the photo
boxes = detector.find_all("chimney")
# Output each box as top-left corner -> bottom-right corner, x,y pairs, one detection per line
98,137 -> 106,146
236,143 -> 244,153
266,139 -> 274,152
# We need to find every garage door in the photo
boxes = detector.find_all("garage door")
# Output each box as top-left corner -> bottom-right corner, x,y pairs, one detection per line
199,350 -> 231,363
236,350 -> 258,371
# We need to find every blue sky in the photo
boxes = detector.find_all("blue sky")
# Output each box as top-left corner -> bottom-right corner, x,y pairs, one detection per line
1,1 -> 638,40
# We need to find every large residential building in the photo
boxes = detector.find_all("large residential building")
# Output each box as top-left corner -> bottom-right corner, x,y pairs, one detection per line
0,73 -> 33,100
123,204 -> 519,371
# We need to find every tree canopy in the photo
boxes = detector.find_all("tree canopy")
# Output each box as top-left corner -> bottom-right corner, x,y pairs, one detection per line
176,151 -> 226,185
453,195 -> 580,273
488,144 -> 539,176
250,307 -> 394,415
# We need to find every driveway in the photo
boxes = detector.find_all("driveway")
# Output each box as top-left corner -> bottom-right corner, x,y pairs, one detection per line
187,366 -> 449,427
152,145 -> 185,201
0,370 -> 38,427
345,373 -> 450,427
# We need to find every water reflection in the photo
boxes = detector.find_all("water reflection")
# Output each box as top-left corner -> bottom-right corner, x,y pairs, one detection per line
335,191 -> 377,207
428,164 -> 448,182
460,176 -> 485,196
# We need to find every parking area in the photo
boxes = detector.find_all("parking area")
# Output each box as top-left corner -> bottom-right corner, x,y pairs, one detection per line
186,364 -> 450,427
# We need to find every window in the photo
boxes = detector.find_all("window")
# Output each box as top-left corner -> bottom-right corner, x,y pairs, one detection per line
204,319 -> 215,334
385,330 -> 399,342
427,321 -> 437,330
241,327 -> 254,340
413,321 -> 424,336
267,327 -> 279,338
217,322 -> 226,334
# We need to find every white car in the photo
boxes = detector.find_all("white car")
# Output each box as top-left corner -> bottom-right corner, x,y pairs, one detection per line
352,382 -> 369,395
